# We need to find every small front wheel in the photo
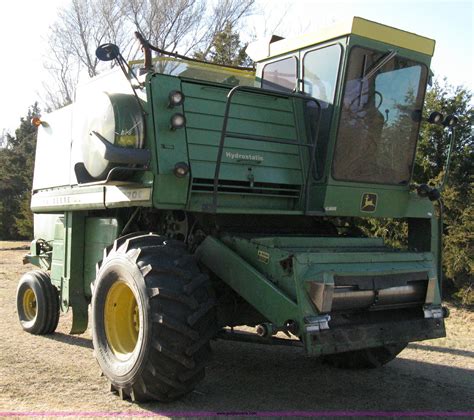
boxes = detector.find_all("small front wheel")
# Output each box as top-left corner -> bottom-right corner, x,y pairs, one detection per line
16,270 -> 60,335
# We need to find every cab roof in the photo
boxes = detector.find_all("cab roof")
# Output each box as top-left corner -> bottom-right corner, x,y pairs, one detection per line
247,17 -> 436,62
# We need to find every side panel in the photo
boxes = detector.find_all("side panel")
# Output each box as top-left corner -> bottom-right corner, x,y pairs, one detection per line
51,217 -> 66,289
83,217 -> 121,298
148,74 -> 314,213
33,105 -> 73,190
318,185 -> 435,218
33,213 -> 62,242
149,74 -> 189,206
182,81 -> 303,186
50,212 -> 89,334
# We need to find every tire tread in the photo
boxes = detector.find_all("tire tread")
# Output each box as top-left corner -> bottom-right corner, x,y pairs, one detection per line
93,233 -> 216,402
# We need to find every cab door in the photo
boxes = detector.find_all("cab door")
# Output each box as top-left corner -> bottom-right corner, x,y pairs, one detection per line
298,42 -> 344,180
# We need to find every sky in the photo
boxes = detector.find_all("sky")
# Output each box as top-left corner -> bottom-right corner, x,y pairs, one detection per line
0,0 -> 472,134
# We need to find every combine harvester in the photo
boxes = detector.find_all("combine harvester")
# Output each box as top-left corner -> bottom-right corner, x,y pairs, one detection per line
18,17 -> 456,401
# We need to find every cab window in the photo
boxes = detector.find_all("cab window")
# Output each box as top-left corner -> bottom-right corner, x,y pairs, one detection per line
303,44 -> 342,108
261,57 -> 297,92
303,44 -> 342,178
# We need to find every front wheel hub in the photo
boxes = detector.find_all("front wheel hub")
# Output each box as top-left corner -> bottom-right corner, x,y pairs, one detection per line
104,280 -> 140,361
22,287 -> 37,321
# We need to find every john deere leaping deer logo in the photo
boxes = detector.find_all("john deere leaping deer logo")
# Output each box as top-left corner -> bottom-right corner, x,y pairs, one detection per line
361,193 -> 377,212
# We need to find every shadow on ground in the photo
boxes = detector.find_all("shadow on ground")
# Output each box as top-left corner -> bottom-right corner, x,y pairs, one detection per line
131,339 -> 474,414
409,343 -> 474,358
44,332 -> 93,349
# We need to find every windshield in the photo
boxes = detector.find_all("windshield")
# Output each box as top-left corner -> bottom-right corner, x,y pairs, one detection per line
130,57 -> 256,87
332,47 -> 428,185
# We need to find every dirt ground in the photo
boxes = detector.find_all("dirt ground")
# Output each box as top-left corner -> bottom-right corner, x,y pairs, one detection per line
0,242 -> 473,417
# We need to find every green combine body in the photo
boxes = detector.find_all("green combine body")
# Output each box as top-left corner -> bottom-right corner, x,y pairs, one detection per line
17,17 -> 449,402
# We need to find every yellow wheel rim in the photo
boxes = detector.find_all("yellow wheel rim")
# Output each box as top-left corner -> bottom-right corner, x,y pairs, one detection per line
104,280 -> 140,360
22,288 -> 37,321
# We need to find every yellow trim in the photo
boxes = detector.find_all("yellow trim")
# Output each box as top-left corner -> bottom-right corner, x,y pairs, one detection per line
266,20 -> 353,60
255,17 -> 435,62
23,288 -> 37,321
104,281 -> 139,360
352,17 -> 435,56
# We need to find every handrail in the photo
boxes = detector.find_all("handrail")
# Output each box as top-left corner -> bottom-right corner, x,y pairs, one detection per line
210,85 -> 321,213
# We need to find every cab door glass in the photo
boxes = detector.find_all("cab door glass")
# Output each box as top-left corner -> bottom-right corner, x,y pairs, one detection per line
302,44 -> 342,178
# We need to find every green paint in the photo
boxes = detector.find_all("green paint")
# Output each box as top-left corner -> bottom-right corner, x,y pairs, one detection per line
83,217 -> 122,297
64,212 -> 89,334
149,74 -> 189,206
196,236 -> 299,327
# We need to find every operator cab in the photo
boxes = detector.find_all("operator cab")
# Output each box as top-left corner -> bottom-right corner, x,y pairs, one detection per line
248,17 -> 435,216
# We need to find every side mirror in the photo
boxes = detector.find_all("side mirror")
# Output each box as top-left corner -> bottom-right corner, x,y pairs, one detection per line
96,43 -> 120,62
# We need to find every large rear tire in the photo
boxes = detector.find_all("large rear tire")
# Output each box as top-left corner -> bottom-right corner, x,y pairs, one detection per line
323,343 -> 407,369
92,233 -> 216,402
16,270 -> 60,335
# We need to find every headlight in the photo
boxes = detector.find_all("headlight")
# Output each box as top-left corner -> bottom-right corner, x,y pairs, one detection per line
170,113 -> 186,130
427,111 -> 444,124
443,114 -> 459,127
168,90 -> 185,107
174,162 -> 189,177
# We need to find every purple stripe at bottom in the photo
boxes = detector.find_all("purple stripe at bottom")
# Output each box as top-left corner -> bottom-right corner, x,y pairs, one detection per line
0,411 -> 473,417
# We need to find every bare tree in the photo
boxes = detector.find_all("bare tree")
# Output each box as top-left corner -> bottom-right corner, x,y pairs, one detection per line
123,0 -> 254,55
42,26 -> 79,110
42,0 -> 132,109
56,0 -> 129,78
42,0 -> 255,109
124,0 -> 205,52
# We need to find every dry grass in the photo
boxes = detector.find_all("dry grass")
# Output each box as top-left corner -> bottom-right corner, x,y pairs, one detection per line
0,243 -> 473,416
0,240 -> 30,250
